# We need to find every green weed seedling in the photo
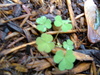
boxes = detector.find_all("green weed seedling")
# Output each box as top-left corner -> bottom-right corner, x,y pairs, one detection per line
63,39 -> 74,50
36,16 -> 52,32
54,39 -> 76,70
54,15 -> 72,32
54,50 -> 76,70
36,16 -> 76,71
36,33 -> 55,53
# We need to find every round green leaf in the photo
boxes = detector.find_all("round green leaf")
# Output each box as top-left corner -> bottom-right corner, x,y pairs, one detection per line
63,41 -> 67,49
66,54 -> 76,63
55,15 -> 62,21
37,43 -> 47,52
66,44 -> 74,50
60,58 -> 74,70
54,50 -> 76,70
37,42 -> 53,53
44,42 -> 55,53
61,23 -> 72,32
36,25 -> 46,32
45,19 -> 52,29
63,39 -> 74,50
54,50 -> 64,63
65,62 -> 74,69
36,16 -> 46,24
36,16 -> 52,32
67,39 -> 73,45
41,33 -> 53,42
65,50 -> 76,62
54,21 -> 62,27
54,15 -> 62,27
54,16 -> 72,32
36,33 -> 55,53
66,49 -> 73,54
36,37 -> 44,45
48,42 -> 55,50
44,44 -> 52,53
58,58 -> 67,71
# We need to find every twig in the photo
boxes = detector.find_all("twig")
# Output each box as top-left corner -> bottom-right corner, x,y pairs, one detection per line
1,14 -> 33,24
75,13 -> 85,20
46,29 -> 87,35
26,20 -> 37,29
0,41 -> 36,55
0,3 -> 17,7
20,15 -> 30,27
66,0 -> 77,28
5,27 -> 32,40
5,32 -> 19,40
7,36 -> 25,48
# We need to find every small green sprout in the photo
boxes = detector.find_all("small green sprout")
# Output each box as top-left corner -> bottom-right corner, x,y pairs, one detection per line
36,33 -> 55,53
54,15 -> 72,32
63,39 -> 74,50
36,16 -> 52,32
54,39 -> 76,70
35,16 -> 76,71
54,50 -> 76,70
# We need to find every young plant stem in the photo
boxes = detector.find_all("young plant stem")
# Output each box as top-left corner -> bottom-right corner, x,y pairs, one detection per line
53,27 -> 61,41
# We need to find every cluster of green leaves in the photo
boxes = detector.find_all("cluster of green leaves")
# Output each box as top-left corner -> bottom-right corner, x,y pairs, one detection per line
36,33 -> 55,53
36,16 -> 52,32
54,16 -> 72,32
36,16 -> 76,71
54,50 -> 76,70
63,39 -> 74,50
36,15 -> 72,32
54,39 -> 76,70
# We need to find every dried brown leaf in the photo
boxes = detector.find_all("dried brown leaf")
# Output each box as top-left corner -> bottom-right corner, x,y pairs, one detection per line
72,63 -> 91,74
26,60 -> 51,71
11,63 -> 28,72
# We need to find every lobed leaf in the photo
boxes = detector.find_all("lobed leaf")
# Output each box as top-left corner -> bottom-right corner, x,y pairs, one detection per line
36,16 -> 52,32
63,39 -> 74,50
54,50 -> 64,63
58,58 -> 67,70
67,39 -> 74,45
36,16 -> 46,24
36,37 -> 44,45
65,50 -> 76,63
36,25 -> 46,32
54,15 -> 62,27
36,33 -> 55,53
55,15 -> 62,21
53,45 -> 76,70
45,19 -> 52,28
37,43 -> 47,52
61,23 -> 72,32
54,15 -> 72,32
65,62 -> 73,69
54,21 -> 62,27
41,33 -> 53,42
